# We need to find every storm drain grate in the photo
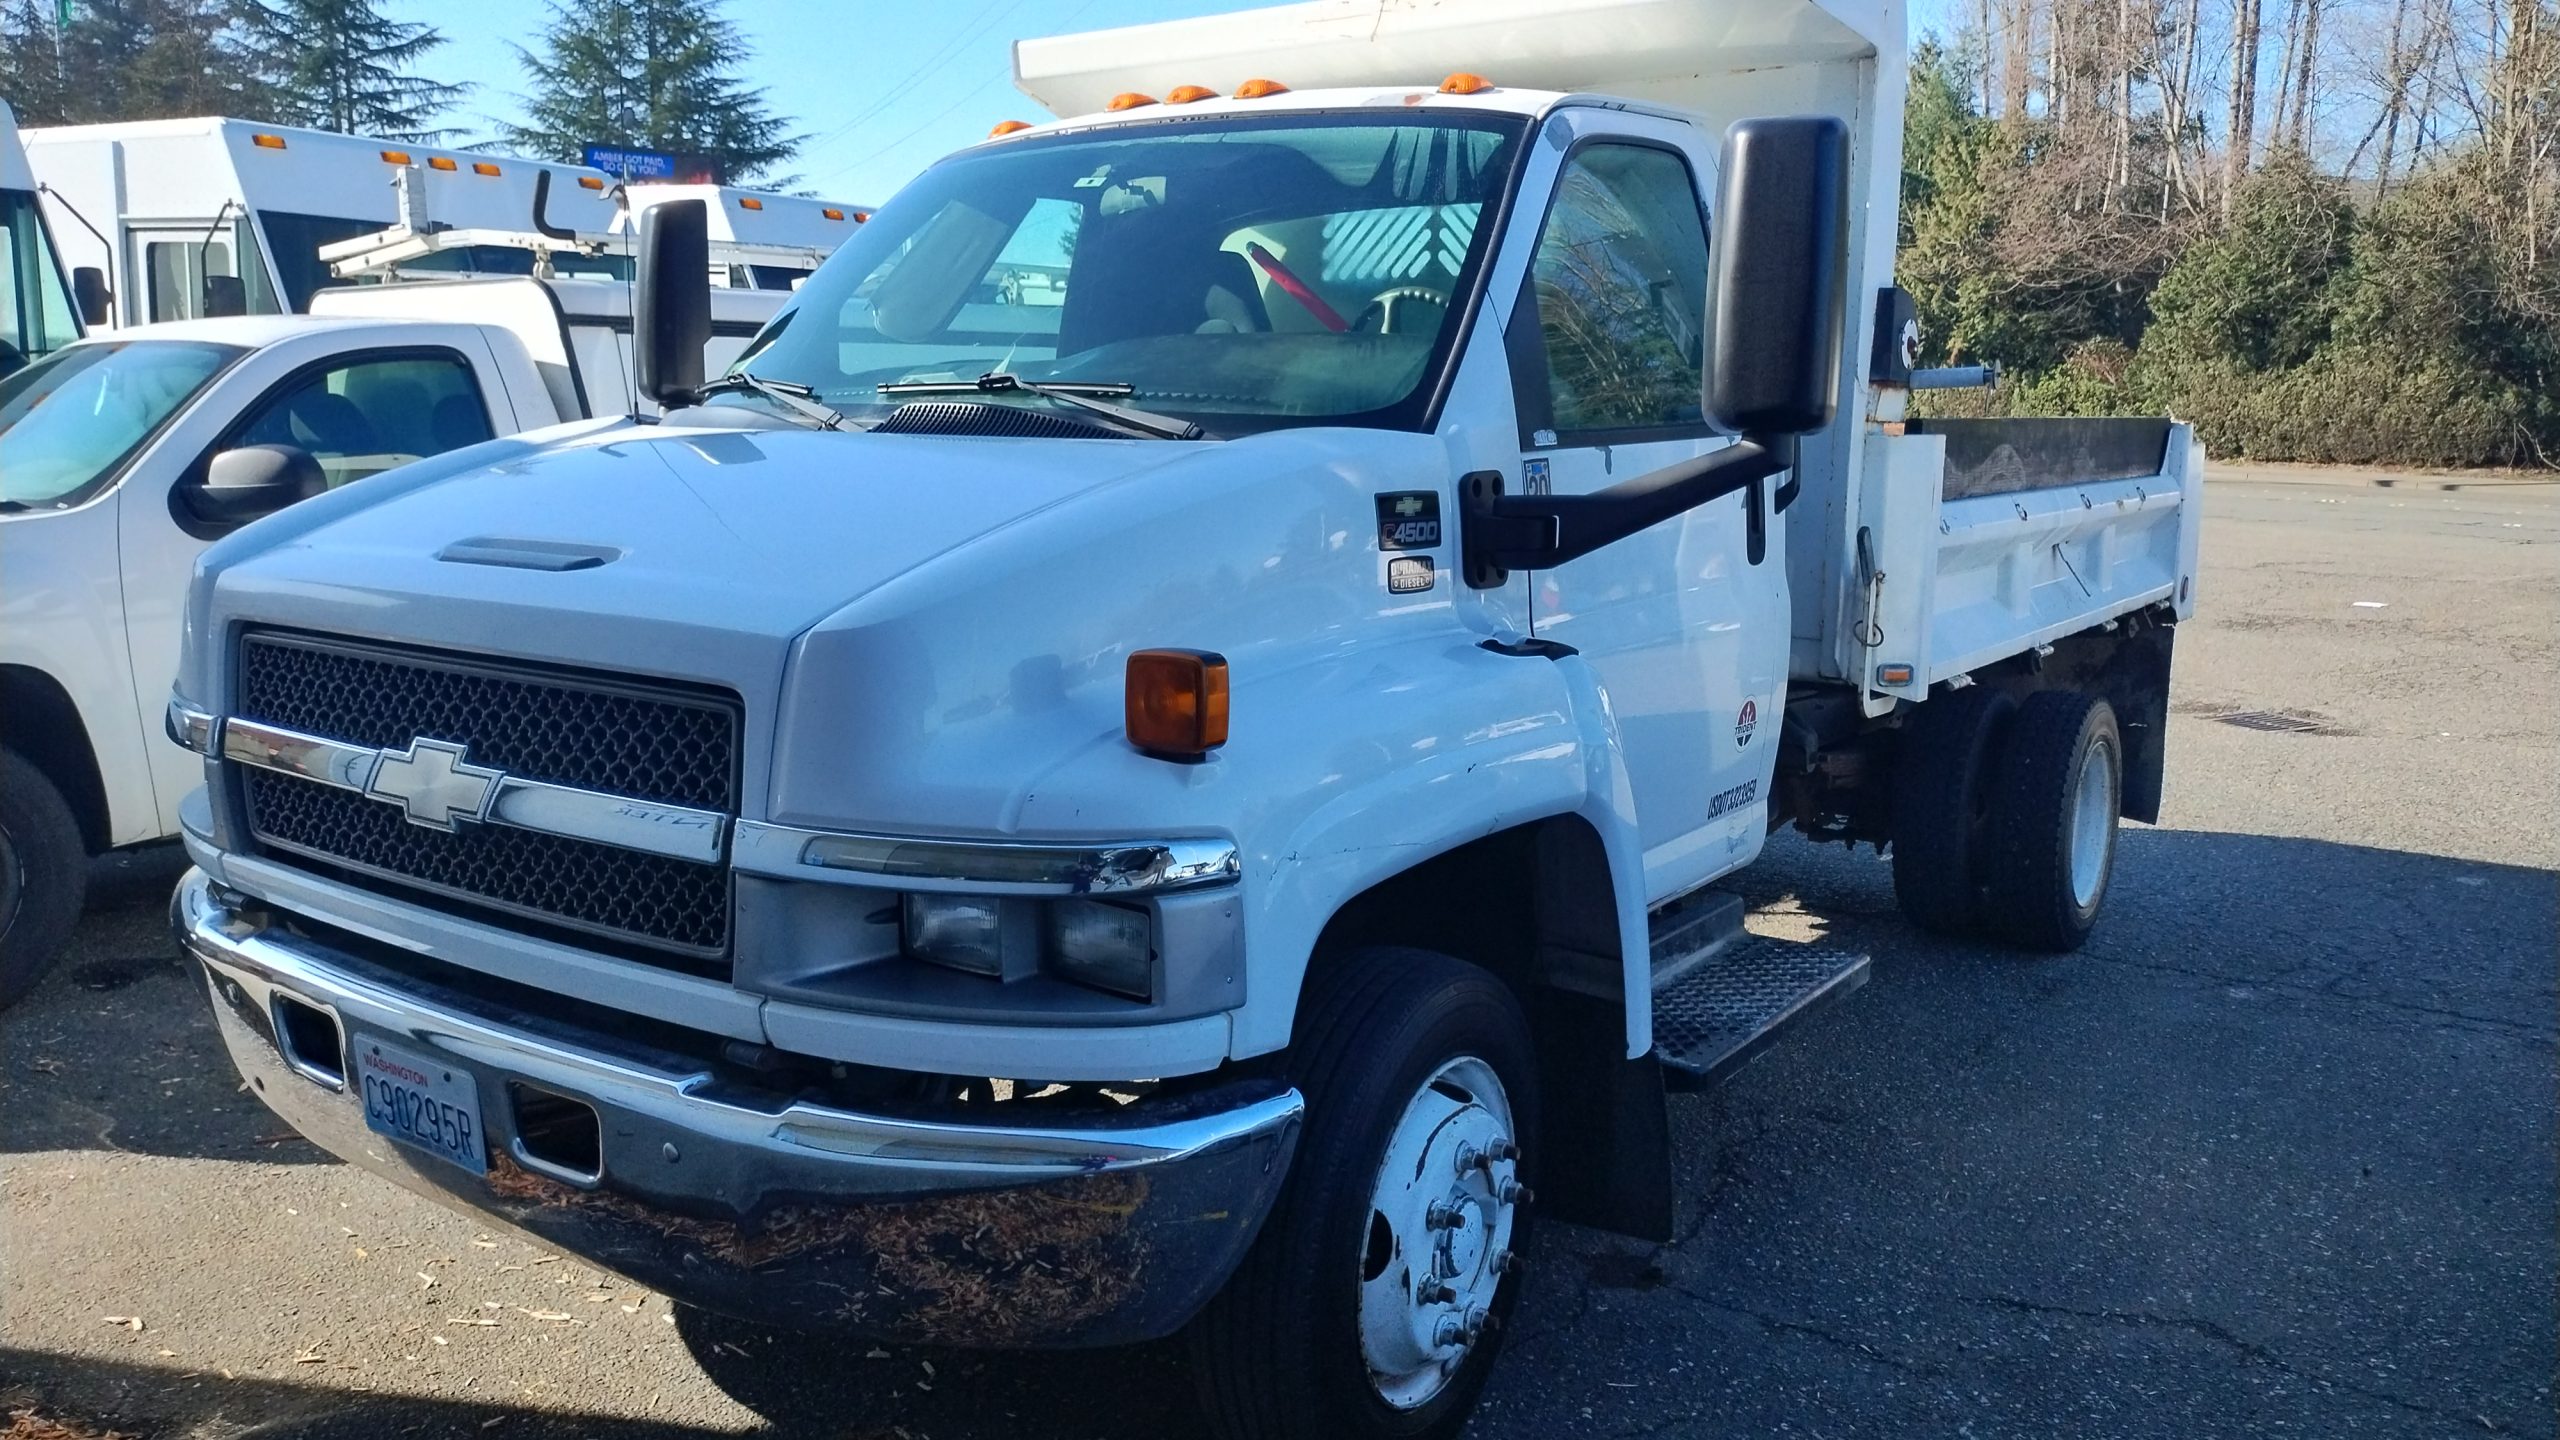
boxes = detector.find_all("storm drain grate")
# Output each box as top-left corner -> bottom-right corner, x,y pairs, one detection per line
2214,709 -> 2330,733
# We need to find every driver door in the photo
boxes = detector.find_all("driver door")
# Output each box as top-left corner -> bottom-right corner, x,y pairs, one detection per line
1491,112 -> 1790,900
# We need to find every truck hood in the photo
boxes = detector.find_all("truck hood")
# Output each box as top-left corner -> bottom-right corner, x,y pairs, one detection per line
192,422 -> 1206,728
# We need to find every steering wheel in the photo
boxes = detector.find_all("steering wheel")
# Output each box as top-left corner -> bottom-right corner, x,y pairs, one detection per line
1352,286 -> 1452,336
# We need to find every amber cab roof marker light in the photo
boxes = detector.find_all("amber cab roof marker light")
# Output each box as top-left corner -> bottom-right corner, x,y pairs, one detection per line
1105,92 -> 1158,111
990,119 -> 1034,137
250,133 -> 287,149
821,207 -> 846,221
577,175 -> 605,190
1165,84 -> 1219,104
472,161 -> 502,176
378,149 -> 412,164
427,156 -> 457,171
739,196 -> 764,210
1233,78 -> 1289,98
1125,649 -> 1230,762
1438,72 -> 1494,95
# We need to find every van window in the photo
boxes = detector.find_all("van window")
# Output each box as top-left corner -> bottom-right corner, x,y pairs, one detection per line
1523,144 -> 1711,437
0,188 -> 77,372
231,352 -> 495,488
147,239 -> 236,323
255,210 -> 389,310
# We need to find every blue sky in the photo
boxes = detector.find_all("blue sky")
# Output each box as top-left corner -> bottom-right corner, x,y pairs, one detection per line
421,0 -> 1965,205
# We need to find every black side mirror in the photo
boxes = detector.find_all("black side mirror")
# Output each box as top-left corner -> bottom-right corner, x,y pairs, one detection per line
185,445 -> 326,525
635,199 -> 711,408
71,267 -> 111,328
1702,116 -> 1849,438
202,273 -> 247,318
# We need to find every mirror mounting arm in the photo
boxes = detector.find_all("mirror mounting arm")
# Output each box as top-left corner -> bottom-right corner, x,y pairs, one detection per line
1460,434 -> 1796,589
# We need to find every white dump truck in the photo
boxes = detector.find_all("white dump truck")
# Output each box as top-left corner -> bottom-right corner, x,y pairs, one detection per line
0,275 -> 787,1002
164,2 -> 2201,1436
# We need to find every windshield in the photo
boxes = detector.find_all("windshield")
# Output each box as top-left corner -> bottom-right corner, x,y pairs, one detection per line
1,187 -> 79,374
0,340 -> 238,511
732,113 -> 1528,436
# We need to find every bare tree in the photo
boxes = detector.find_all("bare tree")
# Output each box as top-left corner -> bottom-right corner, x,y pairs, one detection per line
2226,0 -> 2265,210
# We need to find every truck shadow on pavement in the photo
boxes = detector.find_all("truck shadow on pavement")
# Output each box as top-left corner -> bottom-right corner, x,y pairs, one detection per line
4,828 -> 2551,1439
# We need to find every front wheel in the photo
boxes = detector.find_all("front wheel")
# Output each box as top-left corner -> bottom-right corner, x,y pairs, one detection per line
0,747 -> 87,1008
1190,947 -> 1539,1440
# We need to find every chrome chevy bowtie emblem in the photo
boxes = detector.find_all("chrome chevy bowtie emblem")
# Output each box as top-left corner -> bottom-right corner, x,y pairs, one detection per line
364,737 -> 502,831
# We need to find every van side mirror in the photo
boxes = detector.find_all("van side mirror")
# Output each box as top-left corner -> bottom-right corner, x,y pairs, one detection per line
183,445 -> 326,526
1701,116 -> 1849,438
635,199 -> 711,408
202,274 -> 248,318
72,267 -> 111,327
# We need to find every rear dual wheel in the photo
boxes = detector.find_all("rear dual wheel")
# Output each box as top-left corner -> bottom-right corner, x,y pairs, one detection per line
1891,687 -> 2121,953
1191,947 -> 1538,1440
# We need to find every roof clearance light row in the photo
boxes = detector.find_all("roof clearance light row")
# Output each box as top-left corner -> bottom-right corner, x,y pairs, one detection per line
989,72 -> 1491,138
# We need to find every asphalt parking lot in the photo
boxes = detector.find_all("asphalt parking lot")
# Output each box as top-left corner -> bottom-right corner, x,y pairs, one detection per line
5,469 -> 2553,1439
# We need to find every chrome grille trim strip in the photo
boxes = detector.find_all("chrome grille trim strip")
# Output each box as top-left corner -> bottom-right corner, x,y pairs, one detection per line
732,821 -> 1238,896
222,717 -> 729,865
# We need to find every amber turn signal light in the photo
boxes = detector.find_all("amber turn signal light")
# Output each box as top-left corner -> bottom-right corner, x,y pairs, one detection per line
577,175 -> 605,189
1126,649 -> 1229,760
1438,72 -> 1494,95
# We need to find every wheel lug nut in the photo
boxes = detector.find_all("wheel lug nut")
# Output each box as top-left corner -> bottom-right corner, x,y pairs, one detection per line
1490,1140 -> 1521,1164
1434,1316 -> 1467,1346
1491,1250 -> 1519,1275
1418,1279 -> 1456,1304
1426,1200 -> 1463,1230
1498,1179 -> 1534,1206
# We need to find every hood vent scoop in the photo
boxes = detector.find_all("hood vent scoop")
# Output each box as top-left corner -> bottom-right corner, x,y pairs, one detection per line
872,400 -> 1127,441
437,537 -> 623,572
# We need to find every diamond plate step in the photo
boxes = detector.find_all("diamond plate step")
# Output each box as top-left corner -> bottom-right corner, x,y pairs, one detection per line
1652,933 -> 1871,1088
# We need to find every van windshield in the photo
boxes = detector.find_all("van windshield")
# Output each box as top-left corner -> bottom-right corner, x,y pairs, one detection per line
730,113 -> 1528,436
0,340 -> 239,511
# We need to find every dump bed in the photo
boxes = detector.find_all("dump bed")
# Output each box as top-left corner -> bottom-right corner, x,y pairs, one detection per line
1849,419 -> 2203,713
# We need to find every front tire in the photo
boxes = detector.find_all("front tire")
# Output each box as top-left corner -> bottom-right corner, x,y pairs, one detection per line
1190,947 -> 1539,1440
0,747 -> 88,1008
1984,691 -> 2122,952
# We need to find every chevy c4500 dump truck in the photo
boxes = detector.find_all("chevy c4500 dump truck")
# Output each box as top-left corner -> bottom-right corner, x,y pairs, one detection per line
166,2 -> 2202,1435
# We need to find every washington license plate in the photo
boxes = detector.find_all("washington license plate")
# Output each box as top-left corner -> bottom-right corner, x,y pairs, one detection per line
356,1037 -> 487,1176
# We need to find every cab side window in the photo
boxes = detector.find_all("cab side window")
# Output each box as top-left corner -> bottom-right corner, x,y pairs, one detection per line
1521,144 -> 1711,438
232,352 -> 494,489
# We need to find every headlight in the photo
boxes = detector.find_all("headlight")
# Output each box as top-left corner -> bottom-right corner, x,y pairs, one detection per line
900,893 -> 1156,1001
900,894 -> 1014,978
1046,899 -> 1154,1000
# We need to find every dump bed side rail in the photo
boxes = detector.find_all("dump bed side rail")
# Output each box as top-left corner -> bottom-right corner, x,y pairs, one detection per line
1849,418 -> 2202,713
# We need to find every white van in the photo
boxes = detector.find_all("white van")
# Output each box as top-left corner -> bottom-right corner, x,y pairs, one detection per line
1,100 -> 83,374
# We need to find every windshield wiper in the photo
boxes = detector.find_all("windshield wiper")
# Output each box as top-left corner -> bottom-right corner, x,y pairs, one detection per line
877,373 -> 1203,440
694,372 -> 846,430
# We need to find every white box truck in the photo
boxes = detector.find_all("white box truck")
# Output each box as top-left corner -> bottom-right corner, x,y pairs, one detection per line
163,2 -> 2202,1436
21,117 -> 866,324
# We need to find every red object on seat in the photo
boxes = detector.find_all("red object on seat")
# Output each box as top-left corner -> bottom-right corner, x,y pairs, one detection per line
1245,242 -> 1349,333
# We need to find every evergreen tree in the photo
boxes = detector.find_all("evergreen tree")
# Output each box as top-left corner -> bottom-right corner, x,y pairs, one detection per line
498,0 -> 799,185
238,0 -> 465,142
0,0 -> 71,124
12,0 -> 267,124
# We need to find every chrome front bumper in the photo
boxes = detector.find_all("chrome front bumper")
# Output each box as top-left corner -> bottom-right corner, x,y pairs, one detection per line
176,868 -> 1302,1346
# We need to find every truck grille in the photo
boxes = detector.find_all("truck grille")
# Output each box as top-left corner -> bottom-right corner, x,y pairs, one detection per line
233,631 -> 739,961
